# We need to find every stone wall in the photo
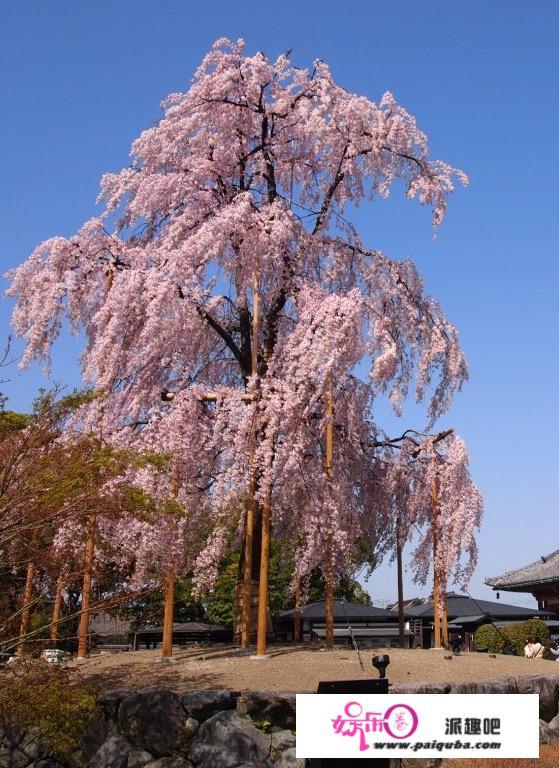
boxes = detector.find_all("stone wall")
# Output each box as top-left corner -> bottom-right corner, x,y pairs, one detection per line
2,674 -> 559,768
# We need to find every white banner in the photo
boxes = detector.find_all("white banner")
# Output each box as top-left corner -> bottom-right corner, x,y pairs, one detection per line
296,693 -> 539,759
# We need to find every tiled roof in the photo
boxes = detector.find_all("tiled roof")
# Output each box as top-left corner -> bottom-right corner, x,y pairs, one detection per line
485,550 -> 559,590
277,599 -> 404,621
403,592 -> 550,621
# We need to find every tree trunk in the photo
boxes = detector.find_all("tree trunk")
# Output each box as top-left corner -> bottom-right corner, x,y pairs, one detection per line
294,577 -> 302,642
15,561 -> 35,656
324,374 -> 334,649
77,513 -> 96,659
50,572 -> 64,646
162,569 -> 175,658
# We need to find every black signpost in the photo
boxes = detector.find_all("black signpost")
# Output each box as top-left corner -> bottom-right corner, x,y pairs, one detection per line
310,678 -> 391,767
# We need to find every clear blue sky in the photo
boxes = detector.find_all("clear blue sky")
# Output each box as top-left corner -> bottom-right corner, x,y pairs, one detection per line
1,1 -> 558,608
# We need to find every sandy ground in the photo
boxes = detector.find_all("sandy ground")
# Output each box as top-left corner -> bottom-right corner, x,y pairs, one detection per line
71,644 -> 559,693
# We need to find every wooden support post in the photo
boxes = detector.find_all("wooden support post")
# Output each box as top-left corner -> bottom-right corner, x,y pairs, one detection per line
324,374 -> 334,650
50,572 -> 64,646
241,270 -> 261,649
441,593 -> 449,649
15,561 -> 35,656
77,513 -> 96,659
256,488 -> 271,656
294,577 -> 302,642
162,569 -> 175,659
396,520 -> 405,648
431,468 -> 442,649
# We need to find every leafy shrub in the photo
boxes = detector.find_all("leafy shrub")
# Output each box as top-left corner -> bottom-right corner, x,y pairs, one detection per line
0,659 -> 102,765
474,618 -> 550,656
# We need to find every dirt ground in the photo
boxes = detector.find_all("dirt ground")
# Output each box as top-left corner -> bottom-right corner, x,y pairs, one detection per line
71,644 -> 559,693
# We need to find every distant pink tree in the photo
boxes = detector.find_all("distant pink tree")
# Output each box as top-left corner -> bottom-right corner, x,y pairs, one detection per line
7,39 -> 476,652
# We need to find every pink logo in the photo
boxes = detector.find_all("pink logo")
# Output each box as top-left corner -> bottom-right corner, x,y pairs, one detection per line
332,700 -> 419,751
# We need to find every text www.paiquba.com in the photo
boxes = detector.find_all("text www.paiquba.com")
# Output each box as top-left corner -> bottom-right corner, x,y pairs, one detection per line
371,741 -> 502,752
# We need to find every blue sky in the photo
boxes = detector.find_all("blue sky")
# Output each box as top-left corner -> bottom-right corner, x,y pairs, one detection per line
1,1 -> 558,608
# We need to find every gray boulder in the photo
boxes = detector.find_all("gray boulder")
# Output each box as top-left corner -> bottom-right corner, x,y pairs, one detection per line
237,692 -> 296,730
97,690 -> 138,723
127,748 -> 155,768
450,676 -> 519,695
271,748 -> 304,768
539,719 -> 553,744
75,708 -> 111,764
517,675 -> 559,721
181,690 -> 237,722
118,690 -> 189,757
86,735 -> 134,768
0,728 -> 49,768
271,730 -> 295,752
144,759 -> 193,768
390,683 -> 450,695
29,761 -> 65,768
189,710 -> 271,768
547,712 -> 559,736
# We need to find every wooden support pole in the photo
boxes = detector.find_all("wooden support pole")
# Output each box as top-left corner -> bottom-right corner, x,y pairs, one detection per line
50,572 -> 64,646
256,488 -> 271,656
77,513 -> 96,659
162,569 -> 175,658
241,269 -> 261,649
431,468 -> 442,649
396,519 -> 405,648
294,577 -> 302,642
324,373 -> 334,650
15,561 -> 35,656
441,591 -> 449,649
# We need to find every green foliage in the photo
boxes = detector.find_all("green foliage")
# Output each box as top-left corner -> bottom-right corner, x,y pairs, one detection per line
205,559 -> 238,628
474,618 -> 550,655
0,660 -> 101,765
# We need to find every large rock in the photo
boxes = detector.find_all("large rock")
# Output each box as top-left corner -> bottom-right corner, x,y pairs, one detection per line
516,675 -> 559,721
144,759 -> 193,768
86,735 -> 134,768
29,761 -> 65,768
390,683 -> 450,695
237,692 -> 296,730
181,690 -> 237,722
271,730 -> 295,752
449,676 -> 519,695
539,719 -> 553,744
98,690 -> 137,723
118,691 -> 189,757
0,728 -> 49,768
548,712 -> 559,736
189,711 -> 271,768
75,707 -> 112,764
127,749 -> 155,768
271,748 -> 304,768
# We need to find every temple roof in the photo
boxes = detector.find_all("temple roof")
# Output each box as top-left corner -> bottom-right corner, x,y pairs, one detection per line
277,599 -> 403,621
403,591 -> 550,620
485,549 -> 559,591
